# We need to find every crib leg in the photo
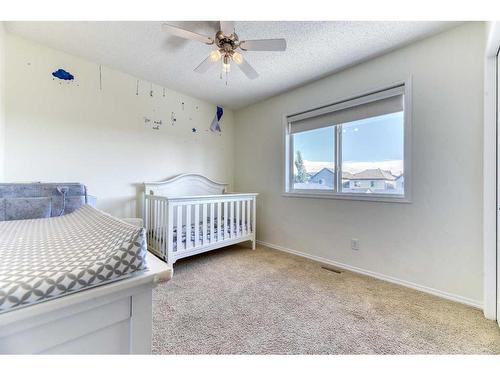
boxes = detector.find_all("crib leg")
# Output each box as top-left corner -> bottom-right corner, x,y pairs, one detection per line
252,238 -> 256,250
165,257 -> 175,272
168,255 -> 176,267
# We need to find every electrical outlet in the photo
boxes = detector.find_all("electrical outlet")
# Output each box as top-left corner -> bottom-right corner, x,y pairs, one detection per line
351,238 -> 359,251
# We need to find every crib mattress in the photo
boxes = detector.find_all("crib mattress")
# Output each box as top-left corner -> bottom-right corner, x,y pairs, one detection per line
0,205 -> 147,314
149,219 -> 249,251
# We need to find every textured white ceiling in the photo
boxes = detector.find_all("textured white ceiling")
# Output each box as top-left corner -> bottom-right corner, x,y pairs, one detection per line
5,21 -> 459,109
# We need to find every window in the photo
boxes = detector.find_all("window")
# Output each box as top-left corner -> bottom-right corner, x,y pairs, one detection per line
284,83 -> 410,202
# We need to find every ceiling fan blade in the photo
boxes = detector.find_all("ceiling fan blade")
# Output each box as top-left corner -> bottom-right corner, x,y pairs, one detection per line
220,21 -> 235,36
235,56 -> 259,80
194,56 -> 216,74
162,23 -> 213,45
239,38 -> 287,51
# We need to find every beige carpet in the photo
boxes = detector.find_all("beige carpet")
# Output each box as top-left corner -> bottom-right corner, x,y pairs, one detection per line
152,245 -> 500,354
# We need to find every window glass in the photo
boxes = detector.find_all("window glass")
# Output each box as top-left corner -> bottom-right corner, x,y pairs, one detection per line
292,126 -> 335,190
341,112 -> 404,195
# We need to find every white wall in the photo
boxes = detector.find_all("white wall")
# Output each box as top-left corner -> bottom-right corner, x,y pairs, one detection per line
3,34 -> 235,217
234,23 -> 486,306
482,21 -> 500,319
0,22 -> 6,180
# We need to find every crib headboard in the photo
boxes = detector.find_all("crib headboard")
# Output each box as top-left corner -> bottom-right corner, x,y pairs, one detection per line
144,174 -> 228,197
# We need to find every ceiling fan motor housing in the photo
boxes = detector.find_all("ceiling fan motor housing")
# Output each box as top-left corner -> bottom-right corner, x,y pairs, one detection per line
216,30 -> 239,52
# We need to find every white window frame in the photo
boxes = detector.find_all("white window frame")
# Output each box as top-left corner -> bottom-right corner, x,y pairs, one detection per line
283,79 -> 412,203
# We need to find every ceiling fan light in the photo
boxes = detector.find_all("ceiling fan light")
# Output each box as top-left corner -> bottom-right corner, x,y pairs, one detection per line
222,62 -> 231,73
232,52 -> 243,65
209,50 -> 222,61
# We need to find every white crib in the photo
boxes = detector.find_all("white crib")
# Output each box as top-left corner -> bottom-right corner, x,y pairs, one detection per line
143,174 -> 257,265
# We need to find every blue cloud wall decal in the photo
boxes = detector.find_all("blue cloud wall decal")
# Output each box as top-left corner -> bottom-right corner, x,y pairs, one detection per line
52,69 -> 74,80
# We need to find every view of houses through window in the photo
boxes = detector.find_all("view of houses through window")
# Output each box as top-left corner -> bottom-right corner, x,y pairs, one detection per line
292,111 -> 404,195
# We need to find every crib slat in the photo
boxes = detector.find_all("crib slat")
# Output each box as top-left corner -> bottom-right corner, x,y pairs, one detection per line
217,202 -> 222,241
152,199 -> 156,251
158,200 -> 166,254
210,203 -> 215,244
167,203 -> 174,259
230,201 -> 235,239
223,201 -> 228,240
247,200 -> 251,234
202,203 -> 208,244
145,197 -> 149,247
153,198 -> 156,249
158,200 -> 162,251
162,200 -> 167,258
157,199 -> 161,253
144,197 -> 148,247
154,199 -> 158,252
185,203 -> 192,250
150,198 -> 154,247
177,205 -> 184,251
235,200 -> 240,238
149,198 -> 153,248
241,199 -> 246,236
145,198 -> 149,248
226,201 -> 230,239
194,204 -> 200,247
252,198 -> 256,235
240,200 -> 244,236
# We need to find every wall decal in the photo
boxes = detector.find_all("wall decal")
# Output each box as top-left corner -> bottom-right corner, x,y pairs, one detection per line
153,120 -> 162,130
192,128 -> 197,133
52,68 -> 74,81
150,83 -> 153,97
210,106 -> 223,133
136,80 -> 139,96
163,88 -> 166,97
144,117 -> 162,130
182,101 -> 185,110
171,112 -> 177,126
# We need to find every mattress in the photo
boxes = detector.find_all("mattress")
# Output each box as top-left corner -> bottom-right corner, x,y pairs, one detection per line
0,205 -> 147,314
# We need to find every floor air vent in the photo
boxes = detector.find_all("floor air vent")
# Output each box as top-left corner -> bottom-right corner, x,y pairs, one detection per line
321,266 -> 342,274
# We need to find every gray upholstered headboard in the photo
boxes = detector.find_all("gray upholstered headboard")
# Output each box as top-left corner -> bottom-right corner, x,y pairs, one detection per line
0,182 -> 88,221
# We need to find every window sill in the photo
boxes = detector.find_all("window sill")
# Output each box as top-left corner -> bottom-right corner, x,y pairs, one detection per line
282,191 -> 411,203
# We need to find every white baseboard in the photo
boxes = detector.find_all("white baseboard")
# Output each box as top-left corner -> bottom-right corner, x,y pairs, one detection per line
257,240 -> 483,310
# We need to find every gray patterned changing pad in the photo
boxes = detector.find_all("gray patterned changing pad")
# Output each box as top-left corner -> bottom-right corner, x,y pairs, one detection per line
0,205 -> 147,313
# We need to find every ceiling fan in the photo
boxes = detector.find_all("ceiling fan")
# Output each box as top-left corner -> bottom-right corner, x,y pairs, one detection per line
161,21 -> 287,80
